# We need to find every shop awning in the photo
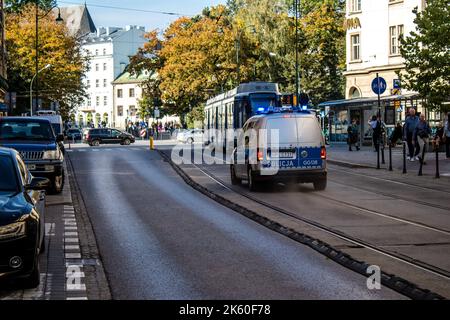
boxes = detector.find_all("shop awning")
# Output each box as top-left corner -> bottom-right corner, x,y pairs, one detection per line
318,93 -> 421,109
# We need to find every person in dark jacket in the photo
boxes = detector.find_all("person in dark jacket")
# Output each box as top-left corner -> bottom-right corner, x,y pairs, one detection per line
389,122 -> 403,147
403,108 -> 420,161
413,114 -> 432,164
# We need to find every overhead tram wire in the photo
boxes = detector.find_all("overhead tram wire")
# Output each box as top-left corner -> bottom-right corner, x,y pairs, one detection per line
57,1 -> 192,17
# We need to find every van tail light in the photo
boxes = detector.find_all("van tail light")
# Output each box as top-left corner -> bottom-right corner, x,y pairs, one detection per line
321,146 -> 327,159
257,149 -> 264,161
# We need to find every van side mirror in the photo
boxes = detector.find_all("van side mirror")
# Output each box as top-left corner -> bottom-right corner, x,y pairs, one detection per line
56,134 -> 64,142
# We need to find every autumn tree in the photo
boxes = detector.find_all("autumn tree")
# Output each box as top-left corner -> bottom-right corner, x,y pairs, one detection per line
399,0 -> 450,111
5,4 -> 89,119
5,0 -> 56,12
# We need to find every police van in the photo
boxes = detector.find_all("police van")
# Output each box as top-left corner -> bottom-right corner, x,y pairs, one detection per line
230,108 -> 327,191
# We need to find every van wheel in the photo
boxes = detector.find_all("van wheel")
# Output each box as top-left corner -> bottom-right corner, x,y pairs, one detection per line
50,172 -> 64,194
230,165 -> 241,185
313,179 -> 327,191
248,168 -> 258,191
92,140 -> 100,147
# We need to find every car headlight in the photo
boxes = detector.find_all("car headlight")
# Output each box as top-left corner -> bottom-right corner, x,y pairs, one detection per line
0,221 -> 26,240
43,150 -> 60,160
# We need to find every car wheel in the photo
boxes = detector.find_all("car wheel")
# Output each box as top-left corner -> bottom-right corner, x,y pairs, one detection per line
123,139 -> 131,146
50,172 -> 64,194
247,168 -> 258,192
22,255 -> 40,289
230,165 -> 241,185
92,140 -> 100,147
313,179 -> 327,191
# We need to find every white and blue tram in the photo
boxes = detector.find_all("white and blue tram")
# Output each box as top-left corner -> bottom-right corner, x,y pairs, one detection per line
204,82 -> 281,148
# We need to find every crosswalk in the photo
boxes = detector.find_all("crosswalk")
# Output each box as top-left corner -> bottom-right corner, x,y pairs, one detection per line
66,147 -> 148,153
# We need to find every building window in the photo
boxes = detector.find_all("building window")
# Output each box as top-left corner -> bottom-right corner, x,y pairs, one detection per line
350,34 -> 360,61
87,96 -> 91,106
349,0 -> 361,13
95,49 -> 99,56
87,80 -> 90,88
117,89 -> 123,98
96,96 -> 100,107
129,88 -> 135,98
117,106 -> 123,117
103,79 -> 107,87
104,96 -> 108,106
103,63 -> 107,71
103,48 -> 107,55
95,64 -> 99,71
390,25 -> 404,55
96,79 -> 99,88
129,105 -> 136,117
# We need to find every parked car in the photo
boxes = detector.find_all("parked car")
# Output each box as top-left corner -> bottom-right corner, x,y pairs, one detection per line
0,117 -> 65,194
84,128 -> 135,146
0,147 -> 49,288
66,128 -> 82,141
177,129 -> 204,144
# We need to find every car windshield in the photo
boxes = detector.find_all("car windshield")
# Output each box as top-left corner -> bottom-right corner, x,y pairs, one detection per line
0,120 -> 55,141
0,155 -> 18,192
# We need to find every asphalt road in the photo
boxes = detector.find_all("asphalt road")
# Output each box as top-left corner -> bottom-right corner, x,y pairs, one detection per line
67,145 -> 404,300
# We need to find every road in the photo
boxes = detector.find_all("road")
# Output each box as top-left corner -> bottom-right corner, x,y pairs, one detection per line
66,144 -> 404,299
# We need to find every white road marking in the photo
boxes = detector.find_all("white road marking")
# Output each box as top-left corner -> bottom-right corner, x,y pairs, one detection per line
64,232 -> 78,237
66,297 -> 88,300
65,245 -> 80,251
64,238 -> 79,243
45,223 -> 55,236
66,284 -> 86,291
65,253 -> 82,259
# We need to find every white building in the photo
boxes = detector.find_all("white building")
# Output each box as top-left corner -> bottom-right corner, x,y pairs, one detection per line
320,0 -> 433,144
76,23 -> 146,128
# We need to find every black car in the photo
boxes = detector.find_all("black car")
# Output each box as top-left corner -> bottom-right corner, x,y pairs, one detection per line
0,147 -> 50,288
85,128 -> 135,146
65,128 -> 82,141
0,117 -> 65,194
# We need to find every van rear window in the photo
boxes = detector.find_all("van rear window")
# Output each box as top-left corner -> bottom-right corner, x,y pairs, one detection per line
266,118 -> 298,143
297,118 -> 322,144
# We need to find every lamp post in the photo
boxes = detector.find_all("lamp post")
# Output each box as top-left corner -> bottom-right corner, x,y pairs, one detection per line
30,64 -> 51,116
33,1 -> 64,116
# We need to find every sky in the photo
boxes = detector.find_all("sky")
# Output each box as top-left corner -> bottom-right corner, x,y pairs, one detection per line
57,0 -> 227,32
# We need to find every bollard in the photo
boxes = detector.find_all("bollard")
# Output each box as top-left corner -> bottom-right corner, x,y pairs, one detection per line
435,146 -> 440,179
381,135 -> 385,165
418,142 -> 426,176
150,136 -> 154,150
403,141 -> 407,174
389,143 -> 393,171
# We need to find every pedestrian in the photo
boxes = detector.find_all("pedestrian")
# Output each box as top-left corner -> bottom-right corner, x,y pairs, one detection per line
413,113 -> 432,165
368,115 -> 382,152
432,122 -> 444,152
444,112 -> 450,159
389,122 -> 403,147
347,119 -> 360,151
403,108 -> 420,161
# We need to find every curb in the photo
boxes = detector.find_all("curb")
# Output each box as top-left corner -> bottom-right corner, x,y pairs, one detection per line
157,149 -> 445,300
328,159 -> 376,169
65,155 -> 112,300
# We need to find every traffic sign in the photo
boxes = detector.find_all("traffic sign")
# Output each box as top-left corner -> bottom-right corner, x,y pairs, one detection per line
372,77 -> 387,95
140,129 -> 147,137
154,108 -> 160,118
393,79 -> 401,89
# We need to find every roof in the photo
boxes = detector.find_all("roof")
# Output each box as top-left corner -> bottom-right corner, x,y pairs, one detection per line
318,93 -> 421,108
112,70 -> 155,85
57,5 -> 96,37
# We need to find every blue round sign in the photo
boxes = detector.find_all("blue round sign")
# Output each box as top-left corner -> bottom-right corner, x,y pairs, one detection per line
372,77 -> 387,95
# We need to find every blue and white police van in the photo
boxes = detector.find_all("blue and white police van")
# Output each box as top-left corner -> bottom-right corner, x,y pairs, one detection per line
230,107 -> 327,191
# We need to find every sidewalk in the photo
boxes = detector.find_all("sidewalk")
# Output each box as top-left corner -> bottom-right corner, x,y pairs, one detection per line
327,144 -> 450,178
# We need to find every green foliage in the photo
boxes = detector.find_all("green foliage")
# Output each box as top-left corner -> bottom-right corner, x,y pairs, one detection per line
399,0 -> 450,111
5,0 -> 56,12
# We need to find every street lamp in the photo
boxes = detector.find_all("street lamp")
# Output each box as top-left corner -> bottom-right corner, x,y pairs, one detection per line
33,1 -> 64,116
30,64 -> 51,116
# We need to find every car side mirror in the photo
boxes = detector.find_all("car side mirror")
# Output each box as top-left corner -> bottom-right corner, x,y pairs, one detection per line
26,177 -> 50,190
56,134 -> 64,142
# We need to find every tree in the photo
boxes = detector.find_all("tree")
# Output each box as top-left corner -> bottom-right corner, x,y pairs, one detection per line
5,0 -> 56,12
5,4 -> 89,119
399,0 -> 450,111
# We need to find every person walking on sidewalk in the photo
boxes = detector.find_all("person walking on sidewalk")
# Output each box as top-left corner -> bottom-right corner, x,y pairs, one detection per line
444,112 -> 450,159
368,115 -> 382,152
347,120 -> 360,151
389,122 -> 403,147
413,114 -> 432,165
403,108 -> 420,161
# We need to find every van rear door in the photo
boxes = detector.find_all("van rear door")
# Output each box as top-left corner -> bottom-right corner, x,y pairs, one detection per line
265,117 -> 298,169
296,117 -> 324,169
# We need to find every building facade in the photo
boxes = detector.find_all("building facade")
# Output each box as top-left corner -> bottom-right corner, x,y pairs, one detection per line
75,24 -> 146,128
0,0 -> 8,117
320,0 -> 435,144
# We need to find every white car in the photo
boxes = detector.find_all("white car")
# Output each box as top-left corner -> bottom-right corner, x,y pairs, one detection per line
177,129 -> 204,144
